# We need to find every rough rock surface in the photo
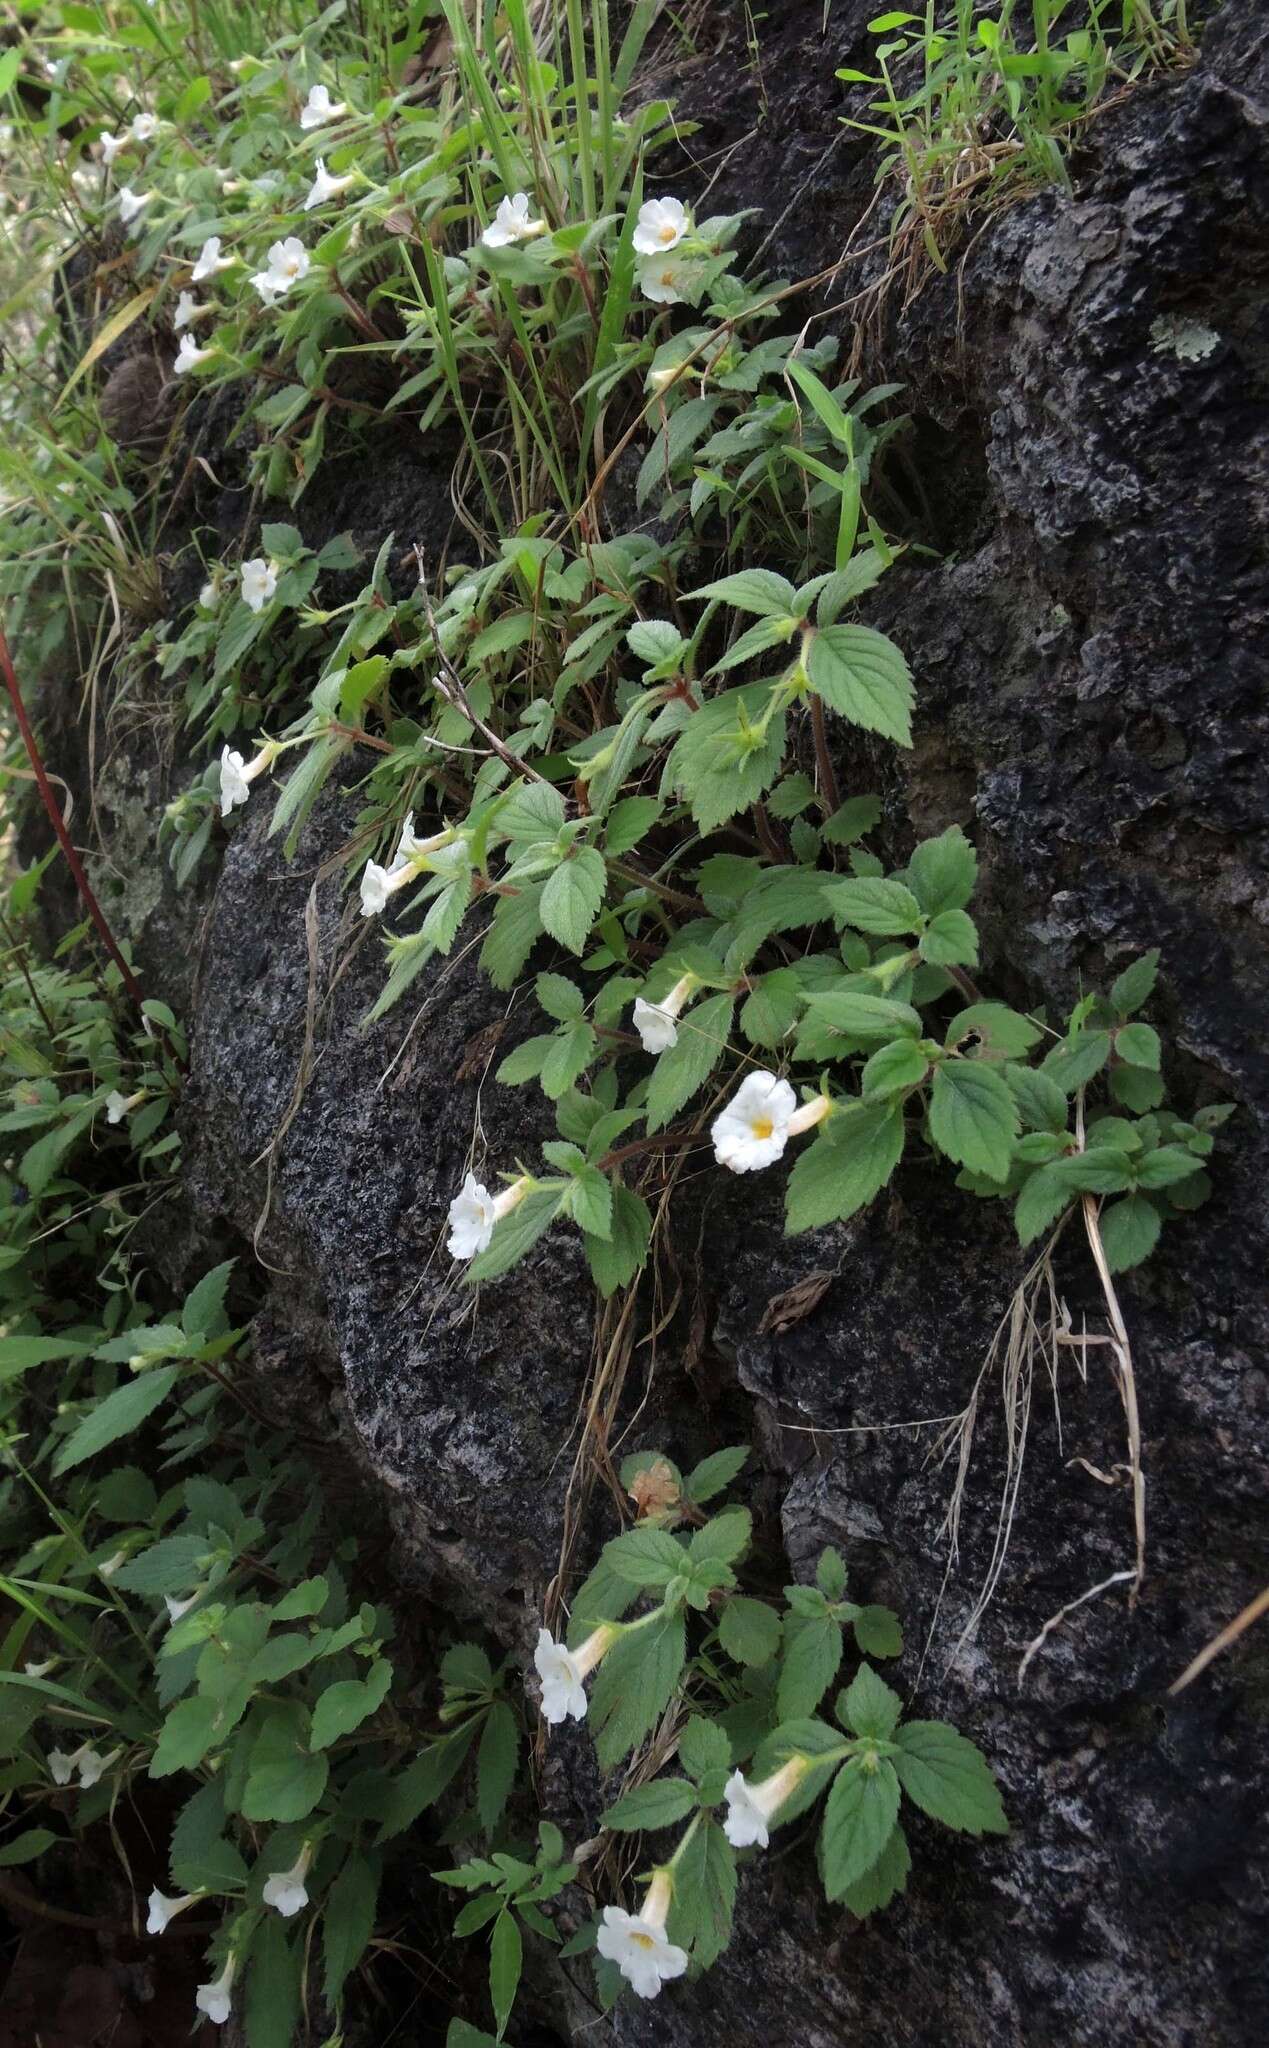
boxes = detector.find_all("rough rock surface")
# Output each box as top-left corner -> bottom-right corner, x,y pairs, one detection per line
66,3 -> 1269,2043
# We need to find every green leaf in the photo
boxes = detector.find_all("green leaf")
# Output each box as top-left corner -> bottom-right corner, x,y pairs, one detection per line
150,1694 -> 223,1778
684,1444 -> 750,1504
894,1720 -> 1008,1834
777,1612 -> 843,1720
602,1777 -> 698,1831
604,795 -> 663,856
689,568 -> 799,617
688,1507 -> 751,1568
802,990 -> 921,1039
919,908 -> 979,967
480,885 -> 544,990
928,1062 -> 1018,1182
719,1596 -> 782,1667
603,1526 -> 687,1587
242,1706 -> 329,1822
1115,1021 -> 1161,1070
805,626 -> 913,746
589,1609 -> 686,1770
667,683 -> 787,832
948,1003 -> 1043,1060
679,1717 -> 732,1782
476,1702 -> 519,1833
675,1816 -> 736,1969
536,972 -> 584,1022
816,1548 -> 848,1600
169,1781 -> 247,1892
584,1184 -> 652,1296
1043,1029 -> 1112,1091
1098,1194 -> 1162,1272
1013,1162 -> 1076,1246
822,794 -> 882,845
821,1757 -> 901,1899
861,1037 -> 929,1097
822,876 -> 921,935
568,1163 -> 612,1238
852,1605 -> 903,1658
246,1916 -> 302,2048
784,1102 -> 905,1233
489,1909 -> 522,2038
905,827 -> 977,915
310,1659 -> 393,1749
374,1725 -> 479,1842
323,1854 -> 380,2006
839,1821 -> 911,1916
644,991 -> 735,1132
839,1663 -> 902,1738
468,1187 -> 565,1283
540,850 -> 607,955
52,1366 -> 181,1476
1109,950 -> 1159,1016
0,1827 -> 60,1867
541,1020 -> 597,1099
1006,1064 -> 1070,1133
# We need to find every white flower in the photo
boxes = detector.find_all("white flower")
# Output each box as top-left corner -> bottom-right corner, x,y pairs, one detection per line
195,1956 -> 236,2026
262,1843 -> 312,1917
130,113 -> 159,142
596,1875 -> 688,2000
106,1089 -> 134,1124
219,738 -> 279,815
709,1075 -> 831,1173
147,1888 -> 199,1934
359,815 -> 456,918
173,334 -> 214,376
75,1745 -> 117,1789
482,192 -> 545,248
722,1755 -> 810,1849
98,1549 -> 126,1578
191,235 -> 232,283
198,580 -> 219,610
637,249 -> 700,306
633,196 -> 689,255
118,186 -> 152,224
24,1659 -> 56,1678
710,1070 -> 797,1172
534,1630 -> 587,1724
300,83 -> 347,131
533,1623 -> 614,1724
174,290 -> 213,332
250,236 -> 310,303
446,1172 -> 498,1259
632,973 -> 697,1055
48,1748 -> 76,1785
304,156 -> 354,211
99,130 -> 126,165
445,1172 -> 531,1257
164,1590 -> 201,1624
240,558 -> 278,613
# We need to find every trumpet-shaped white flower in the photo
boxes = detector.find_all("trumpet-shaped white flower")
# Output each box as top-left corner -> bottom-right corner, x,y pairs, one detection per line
99,130 -> 126,165
240,558 -> 278,613
24,1658 -> 56,1678
164,1589 -> 201,1624
722,1756 -> 809,1849
48,1748 -> 77,1785
106,1088 -> 144,1124
195,1956 -> 236,2026
199,580 -> 219,610
596,1873 -> 688,2000
74,1744 -> 118,1789
118,186 -> 152,224
533,1623 -> 615,1725
250,236 -> 310,304
147,1887 -> 200,1934
633,196 -> 689,255
300,83 -> 346,131
98,1548 -> 126,1578
632,973 -> 697,1055
446,1172 -> 532,1258
219,738 -> 280,816
710,1073 -> 832,1173
173,334 -> 214,376
191,235 -> 233,283
130,112 -> 158,142
262,1842 -> 313,1917
482,192 -> 545,248
359,814 -> 456,918
304,156 -> 354,211
174,290 -> 213,332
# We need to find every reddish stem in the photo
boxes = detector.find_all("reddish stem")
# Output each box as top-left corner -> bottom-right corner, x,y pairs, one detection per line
0,623 -> 146,1011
